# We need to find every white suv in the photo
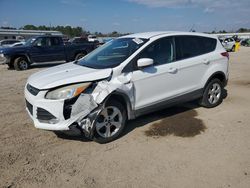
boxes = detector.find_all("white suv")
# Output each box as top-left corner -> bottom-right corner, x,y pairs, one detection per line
25,31 -> 229,143
220,37 -> 236,52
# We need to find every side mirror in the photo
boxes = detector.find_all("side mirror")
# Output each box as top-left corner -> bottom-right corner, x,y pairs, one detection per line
137,58 -> 154,68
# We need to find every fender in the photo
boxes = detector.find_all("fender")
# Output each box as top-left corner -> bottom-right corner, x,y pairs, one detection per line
103,89 -> 135,120
11,53 -> 32,64
200,62 -> 227,89
202,71 -> 227,91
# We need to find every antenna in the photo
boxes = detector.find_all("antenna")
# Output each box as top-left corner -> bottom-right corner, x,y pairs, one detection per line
189,24 -> 195,32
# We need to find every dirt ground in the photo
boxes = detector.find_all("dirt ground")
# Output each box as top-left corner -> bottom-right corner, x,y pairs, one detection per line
0,47 -> 250,188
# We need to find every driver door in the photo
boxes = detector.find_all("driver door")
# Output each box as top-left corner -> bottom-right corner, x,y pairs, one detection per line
30,37 -> 52,62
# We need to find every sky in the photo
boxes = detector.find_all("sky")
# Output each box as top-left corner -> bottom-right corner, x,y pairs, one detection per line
0,0 -> 250,33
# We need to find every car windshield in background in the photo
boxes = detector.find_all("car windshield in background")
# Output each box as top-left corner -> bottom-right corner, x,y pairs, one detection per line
76,38 -> 148,69
25,38 -> 36,46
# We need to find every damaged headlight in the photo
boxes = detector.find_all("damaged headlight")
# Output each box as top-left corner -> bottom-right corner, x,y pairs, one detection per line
45,83 -> 91,100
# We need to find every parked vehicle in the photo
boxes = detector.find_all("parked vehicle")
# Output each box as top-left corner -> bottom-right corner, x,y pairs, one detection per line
241,39 -> 250,47
0,39 -> 21,47
10,41 -> 26,47
68,37 -> 88,44
24,31 -> 229,143
220,37 -> 236,51
87,35 -> 99,42
0,35 -> 97,70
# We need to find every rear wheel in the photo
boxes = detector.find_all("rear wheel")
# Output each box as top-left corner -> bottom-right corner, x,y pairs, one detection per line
199,78 -> 223,108
93,100 -> 127,144
7,62 -> 14,70
14,57 -> 30,71
75,53 -> 86,60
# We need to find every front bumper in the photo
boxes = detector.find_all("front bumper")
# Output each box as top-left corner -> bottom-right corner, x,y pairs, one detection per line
24,84 -> 98,131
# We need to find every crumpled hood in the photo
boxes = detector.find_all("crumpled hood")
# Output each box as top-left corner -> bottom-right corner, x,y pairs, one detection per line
28,62 -> 112,89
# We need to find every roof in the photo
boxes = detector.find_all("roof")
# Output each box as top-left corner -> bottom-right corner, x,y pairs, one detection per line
120,31 -> 218,39
121,31 -> 174,39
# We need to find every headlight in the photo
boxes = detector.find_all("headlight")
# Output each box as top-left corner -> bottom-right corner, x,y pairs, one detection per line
0,53 -> 4,58
45,83 -> 91,100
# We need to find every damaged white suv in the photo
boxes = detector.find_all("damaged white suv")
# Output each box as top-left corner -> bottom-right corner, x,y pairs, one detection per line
25,32 -> 229,143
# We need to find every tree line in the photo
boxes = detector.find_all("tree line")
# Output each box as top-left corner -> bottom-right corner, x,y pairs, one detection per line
0,25 -> 129,38
1,25 -> 250,37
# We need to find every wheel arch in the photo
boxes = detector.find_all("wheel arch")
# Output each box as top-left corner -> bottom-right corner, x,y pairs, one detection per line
74,50 -> 87,59
10,54 -> 31,65
204,71 -> 227,89
104,90 -> 135,120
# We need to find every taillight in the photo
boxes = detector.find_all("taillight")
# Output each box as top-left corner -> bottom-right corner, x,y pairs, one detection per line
221,52 -> 229,60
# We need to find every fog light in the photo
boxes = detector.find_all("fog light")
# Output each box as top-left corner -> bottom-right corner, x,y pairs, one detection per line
38,118 -> 59,124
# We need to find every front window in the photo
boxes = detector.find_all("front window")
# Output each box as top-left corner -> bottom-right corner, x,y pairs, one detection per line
25,38 -> 36,46
76,38 -> 148,69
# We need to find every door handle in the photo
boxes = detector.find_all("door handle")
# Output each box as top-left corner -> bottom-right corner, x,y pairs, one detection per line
167,67 -> 177,73
203,59 -> 210,65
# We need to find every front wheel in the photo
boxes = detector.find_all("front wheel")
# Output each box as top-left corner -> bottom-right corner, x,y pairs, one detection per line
93,100 -> 127,144
14,57 -> 30,71
75,53 -> 86,60
199,79 -> 223,108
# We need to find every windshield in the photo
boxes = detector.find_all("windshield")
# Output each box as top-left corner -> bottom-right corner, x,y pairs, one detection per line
76,37 -> 148,69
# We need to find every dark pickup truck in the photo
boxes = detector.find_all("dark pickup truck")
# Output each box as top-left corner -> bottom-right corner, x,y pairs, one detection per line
0,35 -> 97,70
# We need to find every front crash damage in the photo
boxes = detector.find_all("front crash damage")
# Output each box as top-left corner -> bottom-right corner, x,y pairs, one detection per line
66,72 -> 134,139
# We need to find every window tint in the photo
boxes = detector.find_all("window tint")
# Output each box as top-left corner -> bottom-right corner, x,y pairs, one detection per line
175,36 -> 216,60
34,38 -> 47,46
200,37 -> 217,54
175,36 -> 201,60
139,37 -> 174,65
51,37 -> 61,46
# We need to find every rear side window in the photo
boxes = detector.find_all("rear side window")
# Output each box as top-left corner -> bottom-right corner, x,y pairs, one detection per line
175,36 -> 216,60
200,37 -> 217,54
51,37 -> 61,46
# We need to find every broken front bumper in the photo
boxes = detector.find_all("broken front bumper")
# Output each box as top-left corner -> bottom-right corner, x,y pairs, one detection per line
24,84 -> 99,132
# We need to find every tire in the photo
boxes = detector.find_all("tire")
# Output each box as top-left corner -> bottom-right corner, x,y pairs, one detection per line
14,57 -> 29,71
93,100 -> 127,144
75,53 -> 86,60
7,62 -> 14,70
199,78 -> 223,108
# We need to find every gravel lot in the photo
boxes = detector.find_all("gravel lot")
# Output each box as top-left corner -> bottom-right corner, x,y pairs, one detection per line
0,47 -> 250,188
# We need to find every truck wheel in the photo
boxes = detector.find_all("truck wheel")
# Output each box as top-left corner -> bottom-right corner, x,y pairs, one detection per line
14,57 -> 30,71
93,100 -> 127,144
199,78 -> 223,108
75,53 -> 86,60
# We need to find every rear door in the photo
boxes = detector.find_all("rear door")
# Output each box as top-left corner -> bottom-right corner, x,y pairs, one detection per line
170,36 -> 210,95
49,37 -> 66,61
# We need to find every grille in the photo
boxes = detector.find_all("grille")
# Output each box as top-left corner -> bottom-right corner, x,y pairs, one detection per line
37,108 -> 56,121
27,84 -> 40,96
26,100 -> 33,115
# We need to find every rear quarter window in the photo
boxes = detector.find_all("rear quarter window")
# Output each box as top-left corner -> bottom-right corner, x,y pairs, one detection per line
175,35 -> 217,60
199,37 -> 217,54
